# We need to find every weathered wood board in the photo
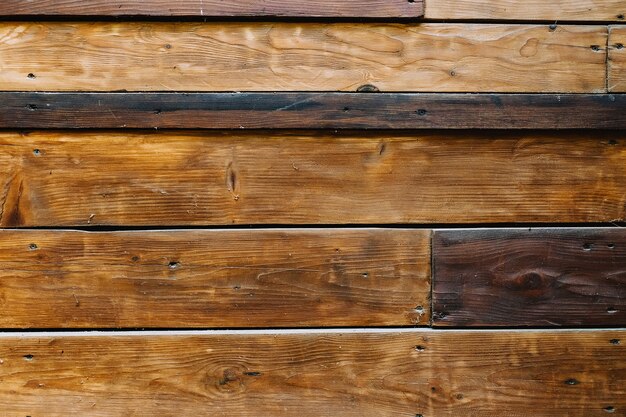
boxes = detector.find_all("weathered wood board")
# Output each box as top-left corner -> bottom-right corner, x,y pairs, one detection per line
0,0 -> 424,17
433,228 -> 626,327
0,228 -> 430,328
0,23 -> 607,93
0,330 -> 623,416
424,0 -> 626,21
609,26 -> 626,92
1,130 -> 625,226
2,93 -> 625,130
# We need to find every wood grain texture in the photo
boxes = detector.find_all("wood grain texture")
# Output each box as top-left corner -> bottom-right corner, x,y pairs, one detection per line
1,130 -> 626,226
0,0 -> 424,17
432,228 -> 626,327
609,26 -> 626,92
0,229 -> 430,328
3,93 -> 626,130
0,330 -> 623,416
0,23 -> 607,93
424,0 -> 626,21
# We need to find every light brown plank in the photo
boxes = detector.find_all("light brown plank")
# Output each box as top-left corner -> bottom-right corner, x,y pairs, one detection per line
0,229 -> 430,328
0,330 -> 623,416
0,23 -> 607,93
1,131 -> 625,226
609,26 -> 626,92
0,0 -> 424,17
425,0 -> 626,21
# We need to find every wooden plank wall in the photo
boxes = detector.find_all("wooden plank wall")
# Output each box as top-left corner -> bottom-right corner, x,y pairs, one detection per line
0,1 -> 624,416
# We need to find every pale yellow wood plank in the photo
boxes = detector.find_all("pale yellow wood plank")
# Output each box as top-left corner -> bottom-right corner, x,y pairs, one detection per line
609,25 -> 626,92
425,0 -> 625,21
0,23 -> 608,93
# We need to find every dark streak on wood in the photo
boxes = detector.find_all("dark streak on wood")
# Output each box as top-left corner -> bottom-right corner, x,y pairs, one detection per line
432,228 -> 626,327
1,93 -> 624,129
0,0 -> 424,17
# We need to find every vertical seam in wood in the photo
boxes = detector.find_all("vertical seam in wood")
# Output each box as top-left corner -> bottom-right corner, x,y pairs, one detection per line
607,25 -> 611,92
429,230 -> 434,327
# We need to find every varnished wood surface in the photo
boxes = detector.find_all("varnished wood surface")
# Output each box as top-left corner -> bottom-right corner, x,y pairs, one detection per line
1,130 -> 625,226
609,26 -> 626,92
0,0 -> 424,17
424,0 -> 626,21
0,329 -> 623,416
432,228 -> 626,327
0,23 -> 607,93
0,229 -> 430,328
2,92 -> 625,130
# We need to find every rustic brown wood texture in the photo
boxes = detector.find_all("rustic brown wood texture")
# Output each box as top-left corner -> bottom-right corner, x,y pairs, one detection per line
1,130 -> 625,227
609,26 -> 626,92
0,330 -> 623,416
432,228 -> 626,327
3,93 -> 626,130
0,228 -> 430,328
0,23 -> 607,93
0,0 -> 424,17
425,0 -> 626,21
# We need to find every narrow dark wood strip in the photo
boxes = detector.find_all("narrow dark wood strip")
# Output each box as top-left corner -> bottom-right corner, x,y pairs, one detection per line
0,0 -> 424,17
0,330 -> 623,416
1,93 -> 625,129
433,228 -> 626,327
0,229 -> 430,329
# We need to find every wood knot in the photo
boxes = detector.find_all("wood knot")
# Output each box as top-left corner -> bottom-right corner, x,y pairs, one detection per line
502,271 -> 551,292
218,368 -> 239,386
357,84 -> 380,93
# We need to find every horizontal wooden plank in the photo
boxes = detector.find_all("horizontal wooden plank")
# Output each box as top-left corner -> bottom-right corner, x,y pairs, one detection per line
424,0 -> 626,21
1,131 -> 626,226
432,228 -> 626,327
0,23 -> 607,93
0,329 -> 623,416
0,0 -> 424,17
2,93 -> 626,129
0,229 -> 430,328
609,26 -> 626,92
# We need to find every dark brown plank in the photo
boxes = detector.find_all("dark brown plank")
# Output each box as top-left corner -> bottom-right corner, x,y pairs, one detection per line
433,228 -> 626,327
2,93 -> 625,130
0,0 -> 424,17
0,229 -> 430,329
1,130 -> 626,226
0,329 -> 623,416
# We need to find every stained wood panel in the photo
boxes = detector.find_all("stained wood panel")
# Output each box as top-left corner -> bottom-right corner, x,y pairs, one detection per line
0,23 -> 607,93
425,0 -> 626,21
0,229 -> 430,328
0,330 -> 623,416
1,130 -> 626,226
0,0 -> 424,17
3,92 -> 626,130
609,26 -> 626,92
432,228 -> 626,327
